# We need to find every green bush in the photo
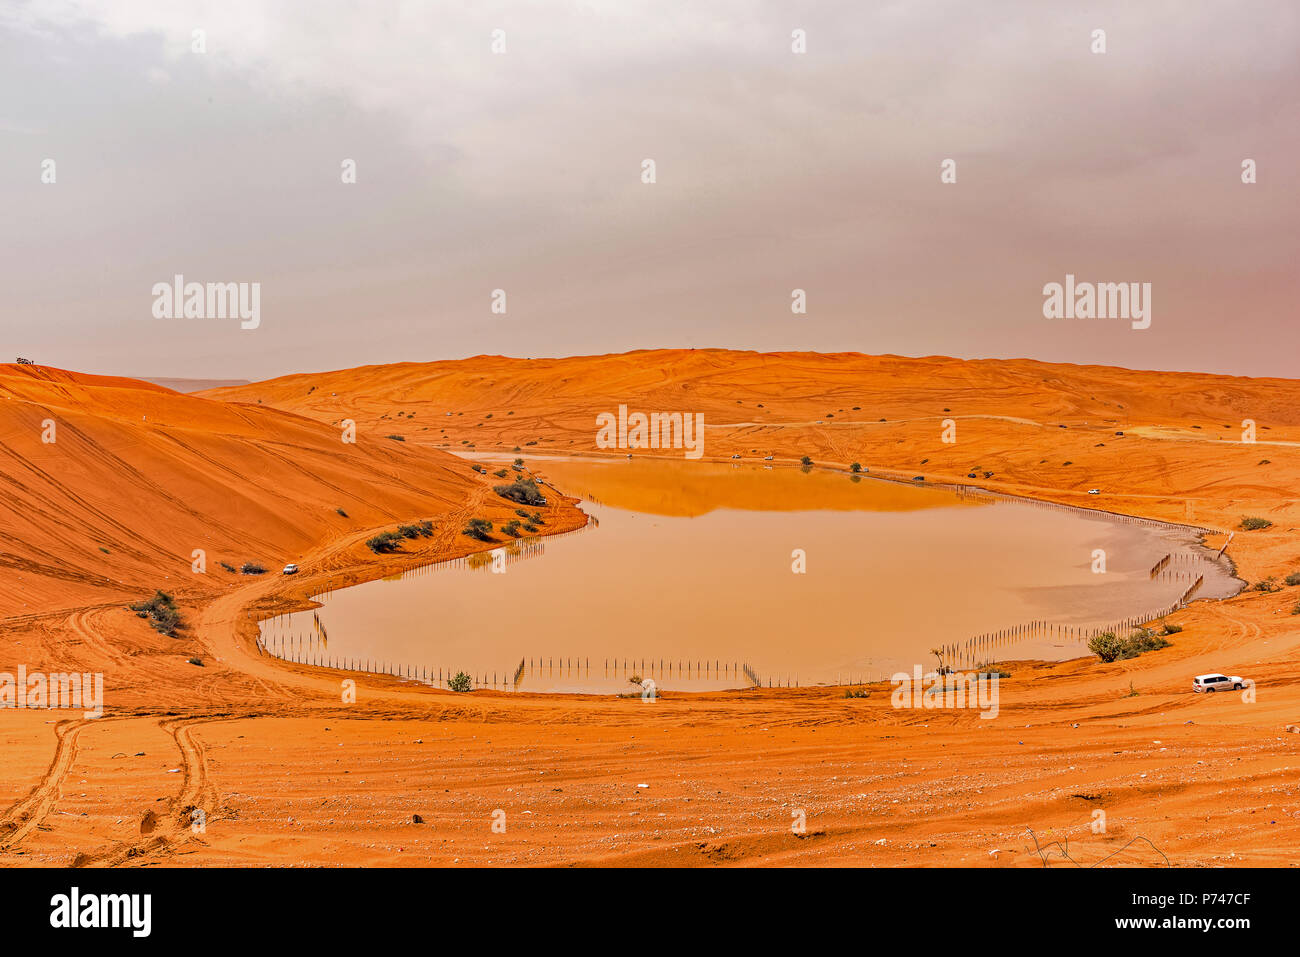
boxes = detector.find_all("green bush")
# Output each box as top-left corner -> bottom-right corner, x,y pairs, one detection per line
448,671 -> 472,693
1285,572 -> 1300,587
1254,577 -> 1281,593
461,518 -> 494,541
800,456 -> 813,466
1087,628 -> 1170,663
240,562 -> 267,575
850,462 -> 862,473
386,434 -> 405,441
366,531 -> 404,553
493,478 -> 547,506
128,590 -> 182,637
1240,516 -> 1273,530
501,521 -> 522,537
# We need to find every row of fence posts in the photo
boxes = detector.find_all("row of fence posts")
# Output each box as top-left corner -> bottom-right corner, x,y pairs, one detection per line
255,613 -> 767,691
936,572 -> 1208,672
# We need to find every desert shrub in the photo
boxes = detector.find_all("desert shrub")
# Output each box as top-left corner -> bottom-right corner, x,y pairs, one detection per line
397,523 -> 423,539
850,462 -> 862,473
336,507 -> 348,518
493,468 -> 509,478
1088,631 -> 1125,663
128,590 -> 182,636
843,687 -> 871,699
366,531 -> 404,553
501,521 -> 522,537
1240,516 -> 1273,530
471,464 -> 485,473
1123,630 -> 1171,658
219,561 -> 237,573
241,562 -> 267,575
1292,602 -> 1300,616
1254,577 -> 1281,593
514,458 -> 524,467
461,518 -> 494,541
493,478 -> 547,506
1162,623 -> 1184,635
522,523 -> 538,533
386,434 -> 405,441
187,657 -> 204,667
448,671 -> 472,693
800,456 -> 813,466
1285,572 -> 1300,587
1088,629 -> 1170,663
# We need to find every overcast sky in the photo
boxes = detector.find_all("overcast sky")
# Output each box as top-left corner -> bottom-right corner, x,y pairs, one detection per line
2,0 -> 1297,381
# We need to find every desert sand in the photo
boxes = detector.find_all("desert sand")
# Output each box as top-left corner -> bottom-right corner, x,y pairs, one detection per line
2,350 -> 1298,867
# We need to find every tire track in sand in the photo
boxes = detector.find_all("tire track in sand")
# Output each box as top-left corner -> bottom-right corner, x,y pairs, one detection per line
0,717 -> 94,850
78,715 -> 219,866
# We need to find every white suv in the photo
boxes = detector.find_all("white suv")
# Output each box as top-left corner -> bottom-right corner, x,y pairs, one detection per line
282,563 -> 299,575
1193,673 -> 1244,693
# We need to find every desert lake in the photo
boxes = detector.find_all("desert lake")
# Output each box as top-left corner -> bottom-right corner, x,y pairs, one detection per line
260,457 -> 1241,693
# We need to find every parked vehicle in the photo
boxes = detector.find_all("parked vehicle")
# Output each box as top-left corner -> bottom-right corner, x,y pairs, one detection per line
1088,488 -> 1101,495
282,563 -> 299,575
1193,672 -> 1244,693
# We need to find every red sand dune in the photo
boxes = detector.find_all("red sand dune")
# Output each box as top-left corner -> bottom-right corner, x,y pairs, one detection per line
0,362 -> 490,617
1,350 -> 1297,868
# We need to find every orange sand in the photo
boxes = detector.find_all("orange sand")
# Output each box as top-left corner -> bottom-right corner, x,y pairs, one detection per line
3,350 -> 1298,867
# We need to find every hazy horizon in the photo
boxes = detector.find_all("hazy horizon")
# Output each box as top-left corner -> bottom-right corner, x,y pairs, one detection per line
4,1 -> 1297,381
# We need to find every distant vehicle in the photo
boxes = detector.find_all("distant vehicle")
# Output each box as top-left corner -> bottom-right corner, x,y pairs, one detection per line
1193,673 -> 1244,693
1087,488 -> 1100,495
912,475 -> 924,482
763,454 -> 774,461
282,563 -> 299,575
967,472 -> 977,478
730,454 -> 741,459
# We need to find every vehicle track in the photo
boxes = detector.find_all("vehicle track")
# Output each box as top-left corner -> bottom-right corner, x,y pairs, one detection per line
0,718 -> 94,850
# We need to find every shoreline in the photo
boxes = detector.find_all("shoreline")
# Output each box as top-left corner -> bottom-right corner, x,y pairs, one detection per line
234,449 -> 1250,701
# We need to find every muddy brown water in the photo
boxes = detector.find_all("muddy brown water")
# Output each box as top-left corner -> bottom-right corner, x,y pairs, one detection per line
261,457 -> 1240,693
